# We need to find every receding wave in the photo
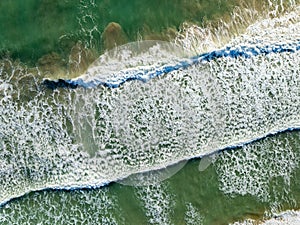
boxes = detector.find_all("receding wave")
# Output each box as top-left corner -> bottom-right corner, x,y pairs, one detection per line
0,7 -> 300,206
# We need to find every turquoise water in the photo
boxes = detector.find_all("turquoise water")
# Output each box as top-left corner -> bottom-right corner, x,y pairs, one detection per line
0,1 -> 300,224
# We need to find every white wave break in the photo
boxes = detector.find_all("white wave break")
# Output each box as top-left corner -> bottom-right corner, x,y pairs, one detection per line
0,7 -> 300,206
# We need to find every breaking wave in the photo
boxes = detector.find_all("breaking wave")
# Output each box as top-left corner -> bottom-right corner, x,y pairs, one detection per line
0,6 -> 300,207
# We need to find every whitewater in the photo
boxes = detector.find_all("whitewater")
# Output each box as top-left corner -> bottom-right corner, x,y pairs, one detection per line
0,6 -> 300,208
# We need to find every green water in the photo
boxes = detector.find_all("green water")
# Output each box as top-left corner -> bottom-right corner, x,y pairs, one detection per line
0,0 -> 300,224
0,0 -> 240,64
0,0 -> 78,63
1,131 -> 299,224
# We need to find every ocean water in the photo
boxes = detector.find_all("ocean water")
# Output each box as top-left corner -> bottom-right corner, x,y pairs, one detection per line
0,1 -> 300,225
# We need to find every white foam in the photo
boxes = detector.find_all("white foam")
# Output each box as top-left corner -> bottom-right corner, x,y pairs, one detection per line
79,40 -> 192,84
185,203 -> 204,225
214,132 -> 300,201
231,210 -> 300,225
135,183 -> 174,225
0,5 -> 300,207
0,189 -> 120,224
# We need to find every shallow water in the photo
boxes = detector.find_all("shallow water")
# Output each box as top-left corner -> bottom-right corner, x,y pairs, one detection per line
1,132 -> 299,224
0,1 -> 300,224
0,0 -> 238,64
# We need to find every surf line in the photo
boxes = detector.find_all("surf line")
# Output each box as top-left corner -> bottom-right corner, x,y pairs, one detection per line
42,41 -> 300,89
1,126 -> 299,209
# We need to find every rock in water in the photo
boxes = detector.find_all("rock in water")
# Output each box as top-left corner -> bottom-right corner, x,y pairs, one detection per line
102,22 -> 128,50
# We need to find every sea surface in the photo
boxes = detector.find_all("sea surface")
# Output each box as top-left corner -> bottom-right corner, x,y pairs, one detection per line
0,1 -> 300,224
